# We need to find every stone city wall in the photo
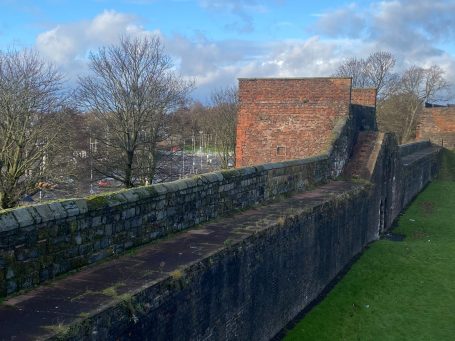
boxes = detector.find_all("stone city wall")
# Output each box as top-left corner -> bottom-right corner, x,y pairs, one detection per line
0,156 -> 333,297
34,135 -> 440,341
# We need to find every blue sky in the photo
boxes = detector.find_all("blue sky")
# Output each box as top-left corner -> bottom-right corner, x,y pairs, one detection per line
1,0 -> 455,100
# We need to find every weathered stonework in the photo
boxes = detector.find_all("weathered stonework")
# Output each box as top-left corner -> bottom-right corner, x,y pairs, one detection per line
0,137 -> 440,340
0,157 -> 335,297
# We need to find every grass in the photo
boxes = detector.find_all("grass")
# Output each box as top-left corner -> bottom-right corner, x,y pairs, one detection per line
284,150 -> 455,341
438,148 -> 455,181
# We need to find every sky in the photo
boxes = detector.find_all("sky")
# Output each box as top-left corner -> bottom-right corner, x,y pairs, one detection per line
1,0 -> 455,101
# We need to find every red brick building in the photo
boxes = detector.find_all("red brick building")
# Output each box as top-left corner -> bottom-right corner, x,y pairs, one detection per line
351,88 -> 376,107
416,106 -> 455,148
235,78 -> 376,167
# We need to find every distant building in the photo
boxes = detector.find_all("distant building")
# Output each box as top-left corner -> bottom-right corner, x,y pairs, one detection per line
416,104 -> 455,148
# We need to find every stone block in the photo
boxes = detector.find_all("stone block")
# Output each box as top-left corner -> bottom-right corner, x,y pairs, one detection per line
105,193 -> 128,208
75,234 -> 82,245
130,187 -> 151,200
47,202 -> 68,220
122,190 -> 140,203
121,208 -> 136,220
152,184 -> 168,195
92,216 -> 102,227
0,213 -> 18,232
61,200 -> 82,217
33,204 -> 53,222
12,208 -> 34,228
27,207 -> 43,224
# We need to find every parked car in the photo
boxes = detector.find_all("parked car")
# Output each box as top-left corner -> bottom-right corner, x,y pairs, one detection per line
97,178 -> 113,187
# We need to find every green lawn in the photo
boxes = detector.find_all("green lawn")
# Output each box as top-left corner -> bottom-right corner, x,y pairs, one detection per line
284,151 -> 455,341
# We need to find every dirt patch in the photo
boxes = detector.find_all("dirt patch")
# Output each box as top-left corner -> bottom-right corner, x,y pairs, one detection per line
410,230 -> 430,240
419,201 -> 434,215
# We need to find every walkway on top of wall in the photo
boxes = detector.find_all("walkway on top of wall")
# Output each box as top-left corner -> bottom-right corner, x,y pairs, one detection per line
0,180 -> 365,340
400,145 -> 441,166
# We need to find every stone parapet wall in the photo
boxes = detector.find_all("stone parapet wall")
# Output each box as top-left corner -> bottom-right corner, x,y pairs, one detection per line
0,108 -> 441,298
0,156 -> 331,297
39,181 -> 373,341
399,140 -> 433,157
367,134 -> 440,236
18,133 -> 440,340
400,145 -> 441,207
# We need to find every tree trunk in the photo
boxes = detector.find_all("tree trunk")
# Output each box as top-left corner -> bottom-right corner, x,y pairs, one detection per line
0,189 -> 16,209
124,150 -> 135,188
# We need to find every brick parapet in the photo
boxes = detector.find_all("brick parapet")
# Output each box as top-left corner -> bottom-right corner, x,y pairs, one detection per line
351,88 -> 377,107
416,107 -> 455,147
236,78 -> 352,167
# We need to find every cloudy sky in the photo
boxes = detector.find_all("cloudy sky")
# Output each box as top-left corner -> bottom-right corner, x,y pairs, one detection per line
1,0 -> 454,101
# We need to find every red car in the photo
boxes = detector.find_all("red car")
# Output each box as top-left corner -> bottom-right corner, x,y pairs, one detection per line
97,179 -> 112,187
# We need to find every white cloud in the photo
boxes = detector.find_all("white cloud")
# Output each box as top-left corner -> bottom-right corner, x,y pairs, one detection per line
197,0 -> 270,33
315,3 -> 366,39
167,34 -> 373,99
313,0 -> 455,98
34,2 -> 455,101
315,0 -> 455,58
36,10 -> 157,82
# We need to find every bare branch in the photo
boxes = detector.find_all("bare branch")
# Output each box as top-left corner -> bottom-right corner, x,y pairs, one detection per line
0,48 -> 65,208
77,35 -> 193,187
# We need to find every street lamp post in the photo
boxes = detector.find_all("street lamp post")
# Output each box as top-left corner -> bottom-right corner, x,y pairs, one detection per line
192,132 -> 195,174
199,130 -> 203,171
89,137 -> 98,194
181,139 -> 185,178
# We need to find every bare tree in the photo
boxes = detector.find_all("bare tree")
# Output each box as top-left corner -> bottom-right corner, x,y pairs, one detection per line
77,35 -> 192,187
396,65 -> 449,142
206,86 -> 238,168
334,51 -> 397,98
377,93 -> 412,143
45,108 -> 92,196
334,57 -> 369,88
334,52 -> 450,142
365,51 -> 397,98
0,49 -> 64,209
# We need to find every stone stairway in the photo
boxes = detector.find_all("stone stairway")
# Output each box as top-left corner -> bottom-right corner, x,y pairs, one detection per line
343,131 -> 381,180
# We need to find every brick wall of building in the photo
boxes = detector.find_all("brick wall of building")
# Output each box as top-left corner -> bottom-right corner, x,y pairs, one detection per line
351,88 -> 377,107
235,78 -> 352,167
350,88 -> 377,131
416,107 -> 455,147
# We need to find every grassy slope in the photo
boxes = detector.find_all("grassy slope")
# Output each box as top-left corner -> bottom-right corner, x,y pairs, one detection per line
284,149 -> 455,341
438,148 -> 455,181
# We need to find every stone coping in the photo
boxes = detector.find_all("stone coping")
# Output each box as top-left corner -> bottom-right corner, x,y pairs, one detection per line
0,155 -> 328,234
401,146 -> 441,166
399,140 -> 433,157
